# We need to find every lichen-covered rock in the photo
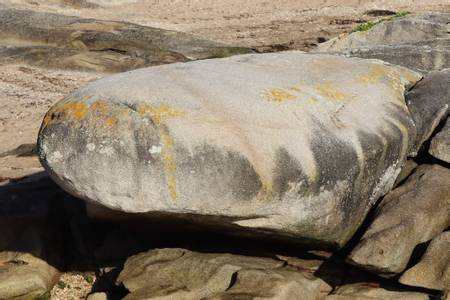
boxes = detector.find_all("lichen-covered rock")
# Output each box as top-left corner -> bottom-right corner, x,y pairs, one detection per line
430,118 -> 450,163
400,231 -> 450,291
405,69 -> 450,154
0,8 -> 251,72
38,52 -> 420,248
117,248 -> 331,300
316,14 -> 450,73
348,164 -> 450,277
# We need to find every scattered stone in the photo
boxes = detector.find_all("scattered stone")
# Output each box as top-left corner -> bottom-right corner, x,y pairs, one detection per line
0,252 -> 59,300
400,231 -> 450,291
348,164 -> 450,276
364,10 -> 397,17
38,52 -> 420,248
0,8 -> 251,72
50,272 -> 97,300
430,118 -> 450,163
405,68 -> 450,154
117,248 -> 331,300
316,14 -> 450,73
326,283 -> 429,300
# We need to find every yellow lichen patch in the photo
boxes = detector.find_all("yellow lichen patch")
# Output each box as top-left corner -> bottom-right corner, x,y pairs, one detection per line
136,104 -> 185,125
264,88 -> 296,103
359,65 -> 391,84
137,103 -> 185,203
260,180 -> 273,199
315,83 -> 348,102
160,130 -> 178,202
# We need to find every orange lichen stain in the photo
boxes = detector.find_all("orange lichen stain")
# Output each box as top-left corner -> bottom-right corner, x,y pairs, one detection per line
137,103 -> 185,203
87,100 -> 119,129
315,83 -> 348,102
42,100 -> 88,128
264,88 -> 296,103
89,100 -> 109,114
136,104 -> 185,126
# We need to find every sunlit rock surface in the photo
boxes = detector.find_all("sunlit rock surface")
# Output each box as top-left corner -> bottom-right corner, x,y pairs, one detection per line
38,52 -> 420,248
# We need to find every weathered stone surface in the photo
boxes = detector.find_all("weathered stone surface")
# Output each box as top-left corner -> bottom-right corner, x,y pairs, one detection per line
405,69 -> 450,153
348,164 -> 450,276
38,52 -> 420,248
316,14 -> 450,73
393,159 -> 417,187
0,252 -> 59,300
117,248 -> 331,300
430,118 -> 450,163
399,231 -> 450,291
326,283 -> 429,300
0,8 -> 251,72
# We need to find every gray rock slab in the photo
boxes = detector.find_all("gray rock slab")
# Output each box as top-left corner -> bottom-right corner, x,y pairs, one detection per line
348,164 -> 450,276
400,231 -> 450,291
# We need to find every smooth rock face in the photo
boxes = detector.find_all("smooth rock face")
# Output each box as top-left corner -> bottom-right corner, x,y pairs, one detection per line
430,118 -> 450,163
117,248 -> 332,300
316,14 -> 450,73
326,283 -> 429,300
0,8 -> 251,72
405,69 -> 450,154
400,231 -> 450,291
38,52 -> 420,248
348,164 -> 450,276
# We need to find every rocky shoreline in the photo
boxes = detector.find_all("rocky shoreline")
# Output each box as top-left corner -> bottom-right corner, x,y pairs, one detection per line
0,7 -> 449,300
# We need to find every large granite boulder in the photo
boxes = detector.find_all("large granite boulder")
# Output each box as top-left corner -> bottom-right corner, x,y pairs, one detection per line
0,8 -> 251,72
405,69 -> 450,154
316,14 -> 450,73
348,164 -> 450,277
38,52 -> 420,248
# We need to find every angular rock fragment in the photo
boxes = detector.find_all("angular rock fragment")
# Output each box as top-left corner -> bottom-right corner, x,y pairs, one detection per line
0,8 -> 251,72
316,14 -> 450,73
117,248 -> 331,300
430,118 -> 450,163
348,165 -> 450,276
400,231 -> 450,291
326,283 -> 429,300
38,52 -> 420,248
